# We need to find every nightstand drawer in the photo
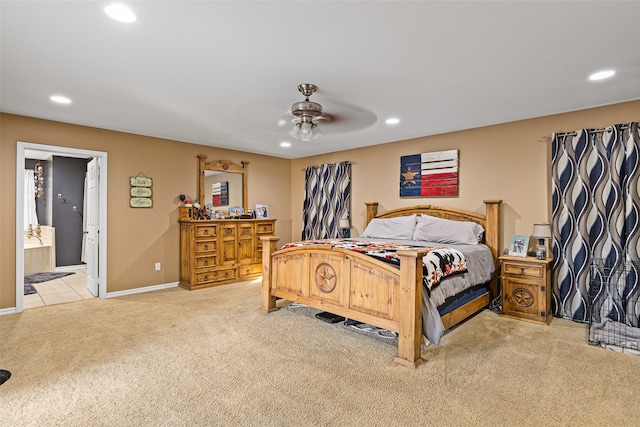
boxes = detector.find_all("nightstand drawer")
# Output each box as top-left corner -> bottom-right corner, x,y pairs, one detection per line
503,262 -> 543,278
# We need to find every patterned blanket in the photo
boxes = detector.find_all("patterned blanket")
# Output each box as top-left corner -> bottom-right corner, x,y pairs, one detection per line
281,239 -> 468,291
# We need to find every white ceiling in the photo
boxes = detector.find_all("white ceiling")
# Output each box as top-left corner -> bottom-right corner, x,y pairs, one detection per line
2,1 -> 639,159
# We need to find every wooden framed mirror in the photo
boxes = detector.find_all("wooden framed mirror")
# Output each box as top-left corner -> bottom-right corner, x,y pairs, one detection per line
198,155 -> 248,213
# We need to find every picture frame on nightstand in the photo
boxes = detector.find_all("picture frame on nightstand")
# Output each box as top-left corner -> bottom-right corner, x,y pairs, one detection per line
508,235 -> 529,257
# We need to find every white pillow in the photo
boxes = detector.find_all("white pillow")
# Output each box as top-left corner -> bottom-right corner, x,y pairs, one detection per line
361,214 -> 417,240
412,214 -> 484,245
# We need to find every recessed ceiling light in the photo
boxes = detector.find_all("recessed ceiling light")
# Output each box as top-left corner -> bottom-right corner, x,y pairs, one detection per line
50,95 -> 72,104
589,70 -> 616,81
280,142 -> 291,148
386,118 -> 400,125
105,4 -> 137,23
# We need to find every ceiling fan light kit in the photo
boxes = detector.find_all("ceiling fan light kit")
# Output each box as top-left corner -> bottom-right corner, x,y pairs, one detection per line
287,83 -> 331,142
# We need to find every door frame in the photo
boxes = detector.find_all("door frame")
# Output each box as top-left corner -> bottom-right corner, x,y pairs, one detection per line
15,142 -> 108,312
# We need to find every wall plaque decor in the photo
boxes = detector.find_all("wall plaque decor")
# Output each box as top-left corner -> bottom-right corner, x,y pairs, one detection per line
400,149 -> 459,197
130,173 -> 153,208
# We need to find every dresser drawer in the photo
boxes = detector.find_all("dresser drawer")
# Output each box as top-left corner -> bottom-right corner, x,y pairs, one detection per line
195,240 -> 217,253
195,255 -> 217,269
256,222 -> 274,234
239,263 -> 262,278
196,268 -> 236,284
503,262 -> 543,278
195,225 -> 217,238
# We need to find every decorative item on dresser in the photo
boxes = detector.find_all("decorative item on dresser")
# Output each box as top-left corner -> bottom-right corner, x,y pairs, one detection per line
260,200 -> 501,368
499,255 -> 553,325
179,218 -> 276,290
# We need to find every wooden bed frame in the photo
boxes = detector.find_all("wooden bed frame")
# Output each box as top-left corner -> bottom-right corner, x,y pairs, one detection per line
260,200 -> 501,368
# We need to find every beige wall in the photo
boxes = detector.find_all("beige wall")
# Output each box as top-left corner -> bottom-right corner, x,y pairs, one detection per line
2,101 -> 638,310
290,101 -> 640,253
0,114 -> 292,309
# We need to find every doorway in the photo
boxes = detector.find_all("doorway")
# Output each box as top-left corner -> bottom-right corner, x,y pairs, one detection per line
15,142 -> 108,312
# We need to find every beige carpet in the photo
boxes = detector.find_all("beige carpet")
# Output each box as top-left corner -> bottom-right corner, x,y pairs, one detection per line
2,279 -> 640,426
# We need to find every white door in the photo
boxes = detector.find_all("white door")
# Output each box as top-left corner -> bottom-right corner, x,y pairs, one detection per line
85,158 -> 99,296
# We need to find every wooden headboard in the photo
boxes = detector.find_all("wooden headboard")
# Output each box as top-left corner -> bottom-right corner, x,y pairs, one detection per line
364,200 -> 502,284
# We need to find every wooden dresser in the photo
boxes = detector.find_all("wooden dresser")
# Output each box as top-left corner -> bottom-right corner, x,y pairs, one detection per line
179,218 -> 276,290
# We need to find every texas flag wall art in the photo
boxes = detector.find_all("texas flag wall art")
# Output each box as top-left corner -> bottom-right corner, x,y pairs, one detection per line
400,149 -> 459,197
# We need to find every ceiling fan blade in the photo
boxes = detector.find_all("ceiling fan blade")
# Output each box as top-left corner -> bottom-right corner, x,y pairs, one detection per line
312,114 -> 332,124
279,111 -> 296,127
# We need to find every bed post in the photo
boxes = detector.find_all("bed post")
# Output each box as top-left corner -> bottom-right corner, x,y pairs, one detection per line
364,202 -> 379,227
260,236 -> 280,313
483,200 -> 502,299
394,250 -> 426,368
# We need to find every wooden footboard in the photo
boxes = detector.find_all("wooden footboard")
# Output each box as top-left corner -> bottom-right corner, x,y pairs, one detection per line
261,238 -> 426,367
261,200 -> 502,368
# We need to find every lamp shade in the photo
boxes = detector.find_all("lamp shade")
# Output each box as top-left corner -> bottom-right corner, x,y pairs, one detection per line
339,218 -> 350,229
532,222 -> 552,238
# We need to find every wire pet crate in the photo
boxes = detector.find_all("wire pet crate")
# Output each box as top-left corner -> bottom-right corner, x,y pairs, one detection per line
588,259 -> 640,355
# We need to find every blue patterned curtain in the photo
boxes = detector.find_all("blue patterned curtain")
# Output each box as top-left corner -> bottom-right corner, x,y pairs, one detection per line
551,122 -> 640,322
302,162 -> 351,240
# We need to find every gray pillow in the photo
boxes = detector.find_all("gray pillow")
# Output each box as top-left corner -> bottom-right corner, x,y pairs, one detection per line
412,214 -> 484,245
361,214 -> 417,240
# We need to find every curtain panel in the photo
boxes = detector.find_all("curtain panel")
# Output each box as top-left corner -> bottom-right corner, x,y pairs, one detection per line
24,169 -> 39,230
302,162 -> 351,240
551,122 -> 640,322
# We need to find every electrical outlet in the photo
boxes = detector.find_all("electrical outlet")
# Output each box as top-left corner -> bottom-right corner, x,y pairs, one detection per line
155,262 -> 161,271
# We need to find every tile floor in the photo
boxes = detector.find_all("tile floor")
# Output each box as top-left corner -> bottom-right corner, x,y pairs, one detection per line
24,268 -> 95,309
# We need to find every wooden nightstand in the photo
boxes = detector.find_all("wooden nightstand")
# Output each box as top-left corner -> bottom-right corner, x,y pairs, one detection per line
499,255 -> 553,325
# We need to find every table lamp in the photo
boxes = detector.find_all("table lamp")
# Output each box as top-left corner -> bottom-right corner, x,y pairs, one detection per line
532,222 -> 552,259
339,217 -> 351,238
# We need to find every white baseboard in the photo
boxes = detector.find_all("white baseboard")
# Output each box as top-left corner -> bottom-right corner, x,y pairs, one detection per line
0,307 -> 17,316
104,282 -> 179,298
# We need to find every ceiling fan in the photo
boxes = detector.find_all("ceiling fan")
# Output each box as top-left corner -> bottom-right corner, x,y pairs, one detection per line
284,83 -> 332,141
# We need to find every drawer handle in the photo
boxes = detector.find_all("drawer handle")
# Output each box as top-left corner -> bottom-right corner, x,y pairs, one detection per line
204,245 -> 208,250
203,230 -> 208,235
520,268 -> 525,275
203,275 -> 208,281
225,272 -> 229,278
204,260 -> 208,266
